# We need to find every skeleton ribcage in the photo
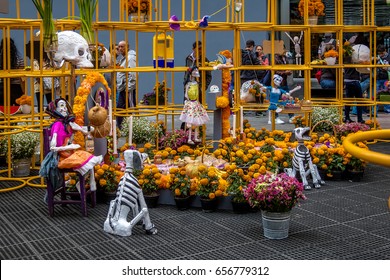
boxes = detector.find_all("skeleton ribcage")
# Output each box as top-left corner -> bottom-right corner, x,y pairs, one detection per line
292,145 -> 310,170
116,174 -> 140,209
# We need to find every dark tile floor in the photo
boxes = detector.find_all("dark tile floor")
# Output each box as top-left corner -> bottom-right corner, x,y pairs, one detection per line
0,142 -> 389,260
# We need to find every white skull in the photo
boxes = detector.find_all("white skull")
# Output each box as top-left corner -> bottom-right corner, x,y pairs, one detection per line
273,74 -> 283,87
209,85 -> 220,93
52,31 -> 93,68
352,44 -> 371,73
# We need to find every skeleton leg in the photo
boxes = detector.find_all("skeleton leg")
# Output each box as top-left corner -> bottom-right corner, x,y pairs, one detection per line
312,163 -> 325,185
298,159 -> 311,190
187,125 -> 194,145
136,189 -> 157,235
103,200 -> 116,234
194,127 -> 201,142
308,159 -> 322,188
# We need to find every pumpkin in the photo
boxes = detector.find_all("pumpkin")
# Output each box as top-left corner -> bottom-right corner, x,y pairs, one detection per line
88,105 -> 108,126
90,119 -> 111,138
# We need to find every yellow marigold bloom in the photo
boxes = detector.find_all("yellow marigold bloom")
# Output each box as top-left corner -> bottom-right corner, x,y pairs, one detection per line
180,170 -> 186,176
94,165 -> 100,171
97,169 -> 105,176
152,167 -> 159,174
154,173 -> 161,179
99,179 -> 107,186
198,165 -> 207,172
109,167 -> 115,172
213,149 -> 222,157
283,161 -> 289,168
143,169 -> 151,175
200,178 -> 209,185
208,171 -> 216,177
170,150 -> 177,155
215,190 -> 223,197
138,148 -> 145,153
260,166 -> 266,174
209,193 -> 216,199
313,157 -> 320,164
174,188 -> 181,196
69,179 -> 77,185
256,158 -> 263,164
144,143 -> 152,149
102,164 -> 109,170
187,148 -> 194,154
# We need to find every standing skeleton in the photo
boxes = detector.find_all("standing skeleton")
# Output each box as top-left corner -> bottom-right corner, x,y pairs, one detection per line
285,127 -> 325,190
285,31 -> 303,77
104,150 -> 157,236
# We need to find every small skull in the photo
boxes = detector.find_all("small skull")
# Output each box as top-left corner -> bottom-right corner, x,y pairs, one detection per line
52,31 -> 93,68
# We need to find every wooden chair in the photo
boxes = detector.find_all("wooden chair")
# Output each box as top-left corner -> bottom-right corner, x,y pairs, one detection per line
43,128 -> 96,217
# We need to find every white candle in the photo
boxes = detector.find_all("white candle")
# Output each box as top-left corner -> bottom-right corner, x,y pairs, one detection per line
112,120 -> 117,154
240,106 -> 243,134
232,114 -> 236,139
108,99 -> 113,136
128,116 -> 133,145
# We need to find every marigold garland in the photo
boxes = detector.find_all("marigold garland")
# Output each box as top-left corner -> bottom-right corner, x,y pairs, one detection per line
73,72 -> 111,148
220,50 -> 232,138
216,96 -> 229,109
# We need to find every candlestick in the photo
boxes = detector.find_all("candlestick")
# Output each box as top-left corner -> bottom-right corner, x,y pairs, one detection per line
108,99 -> 113,136
112,120 -> 117,154
240,106 -> 243,134
129,116 -> 133,145
232,114 -> 236,139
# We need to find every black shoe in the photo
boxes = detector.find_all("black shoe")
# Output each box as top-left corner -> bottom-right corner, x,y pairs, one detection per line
358,120 -> 365,124
343,118 -> 353,123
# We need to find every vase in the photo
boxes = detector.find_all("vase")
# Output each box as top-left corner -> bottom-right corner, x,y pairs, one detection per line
261,210 -> 291,240
129,13 -> 147,23
346,169 -> 364,182
144,193 -> 160,208
12,158 -> 31,177
231,200 -> 252,214
324,57 -> 336,65
200,197 -> 218,213
20,104 -> 32,114
308,15 -> 318,25
174,196 -> 192,210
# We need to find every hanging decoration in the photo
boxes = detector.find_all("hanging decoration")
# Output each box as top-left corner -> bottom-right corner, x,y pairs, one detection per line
169,15 -> 180,31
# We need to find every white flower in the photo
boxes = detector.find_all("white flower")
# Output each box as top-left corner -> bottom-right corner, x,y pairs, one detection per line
120,117 -> 161,144
0,130 -> 40,160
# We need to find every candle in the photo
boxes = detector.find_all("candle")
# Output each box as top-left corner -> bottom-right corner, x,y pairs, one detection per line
108,99 -> 113,136
129,116 -> 133,145
240,106 -> 243,134
112,120 -> 117,154
232,114 -> 236,139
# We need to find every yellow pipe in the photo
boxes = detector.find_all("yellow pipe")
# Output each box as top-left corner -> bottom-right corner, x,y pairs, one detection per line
343,129 -> 390,168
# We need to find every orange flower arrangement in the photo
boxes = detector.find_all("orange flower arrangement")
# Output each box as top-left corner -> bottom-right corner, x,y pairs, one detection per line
298,0 -> 325,17
73,72 -> 111,148
324,49 -> 339,58
15,95 -> 32,106
219,50 -> 232,138
123,0 -> 150,15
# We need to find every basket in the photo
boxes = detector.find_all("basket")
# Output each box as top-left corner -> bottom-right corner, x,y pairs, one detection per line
310,120 -> 337,137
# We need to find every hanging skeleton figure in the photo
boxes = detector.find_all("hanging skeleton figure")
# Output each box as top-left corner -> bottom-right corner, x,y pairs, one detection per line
285,31 -> 303,77
104,150 -> 157,236
284,127 -> 325,190
180,66 -> 210,144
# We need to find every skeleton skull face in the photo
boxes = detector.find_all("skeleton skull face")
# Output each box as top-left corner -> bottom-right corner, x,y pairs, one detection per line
52,31 -> 94,68
191,67 -> 200,78
56,99 -> 68,117
294,127 -> 311,142
273,74 -> 283,87
124,150 -> 148,172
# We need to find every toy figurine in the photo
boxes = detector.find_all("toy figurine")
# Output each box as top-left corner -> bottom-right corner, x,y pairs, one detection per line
104,149 -> 157,237
285,31 -> 303,76
284,127 -> 325,190
180,66 -> 210,144
264,74 -> 301,124
44,98 -> 102,192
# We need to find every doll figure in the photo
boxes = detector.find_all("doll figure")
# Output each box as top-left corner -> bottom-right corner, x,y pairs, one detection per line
45,98 -> 103,191
180,66 -> 210,144
264,74 -> 301,124
285,31 -> 303,76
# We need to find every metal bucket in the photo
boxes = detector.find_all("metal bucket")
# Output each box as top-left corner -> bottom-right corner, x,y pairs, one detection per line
12,158 -> 31,177
261,210 -> 291,239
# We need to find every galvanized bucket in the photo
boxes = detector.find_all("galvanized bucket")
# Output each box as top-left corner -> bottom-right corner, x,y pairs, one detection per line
261,210 -> 291,239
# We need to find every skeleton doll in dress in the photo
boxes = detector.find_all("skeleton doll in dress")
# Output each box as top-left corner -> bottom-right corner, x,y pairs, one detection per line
284,127 -> 325,190
104,149 -> 157,236
45,98 -> 103,191
180,66 -> 210,144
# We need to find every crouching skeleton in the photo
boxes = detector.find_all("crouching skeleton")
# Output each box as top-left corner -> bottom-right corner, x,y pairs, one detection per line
285,127 -> 325,190
104,150 -> 157,236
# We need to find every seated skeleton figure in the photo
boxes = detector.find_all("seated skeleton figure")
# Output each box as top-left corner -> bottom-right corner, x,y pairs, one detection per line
104,149 -> 157,236
284,127 -> 325,190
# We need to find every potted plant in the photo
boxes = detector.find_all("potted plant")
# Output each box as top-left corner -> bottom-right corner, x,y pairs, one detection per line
298,0 -> 325,25
0,130 -> 40,177
120,117 -> 162,145
133,164 -> 163,207
323,49 -> 338,65
312,106 -> 340,133
344,141 -> 368,182
94,163 -> 124,201
32,0 -> 58,52
335,122 -> 370,138
168,166 -> 192,210
244,172 -> 306,239
225,165 -> 252,214
196,165 -> 226,212
123,0 -> 151,22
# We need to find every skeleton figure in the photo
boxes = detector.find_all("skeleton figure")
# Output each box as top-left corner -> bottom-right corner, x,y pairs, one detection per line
284,127 -> 325,190
285,31 -> 303,77
51,31 -> 94,68
104,150 -> 157,237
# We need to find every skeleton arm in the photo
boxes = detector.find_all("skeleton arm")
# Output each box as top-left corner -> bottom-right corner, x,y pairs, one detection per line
49,132 -> 80,152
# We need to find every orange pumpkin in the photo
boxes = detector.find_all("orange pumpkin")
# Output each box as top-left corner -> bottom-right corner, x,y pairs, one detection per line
88,105 -> 108,126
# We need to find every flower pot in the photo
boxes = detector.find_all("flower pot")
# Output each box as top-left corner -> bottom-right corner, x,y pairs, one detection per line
326,170 -> 345,181
174,196 -> 192,210
200,197 -> 218,213
130,13 -> 147,23
308,15 -> 318,25
144,193 -> 160,208
346,169 -> 364,182
261,210 -> 291,240
324,57 -> 336,65
231,200 -> 252,214
20,104 -> 32,114
12,158 -> 31,177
